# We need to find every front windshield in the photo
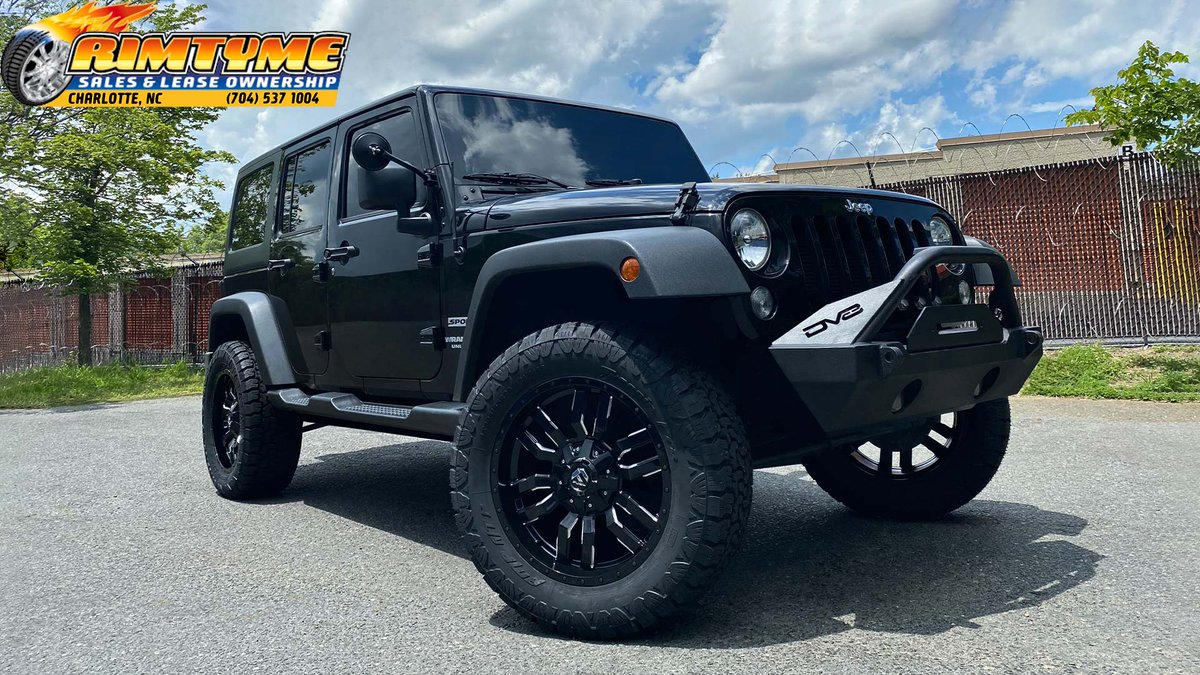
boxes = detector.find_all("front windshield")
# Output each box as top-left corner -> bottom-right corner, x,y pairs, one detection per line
433,93 -> 708,187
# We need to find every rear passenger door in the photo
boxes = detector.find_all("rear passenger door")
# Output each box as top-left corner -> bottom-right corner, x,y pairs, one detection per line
268,135 -> 334,376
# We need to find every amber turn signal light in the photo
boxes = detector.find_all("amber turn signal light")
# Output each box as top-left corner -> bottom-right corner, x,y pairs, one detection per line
620,257 -> 641,282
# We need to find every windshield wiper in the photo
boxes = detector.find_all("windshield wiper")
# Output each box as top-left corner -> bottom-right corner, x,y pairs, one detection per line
585,178 -> 643,187
461,172 -> 575,189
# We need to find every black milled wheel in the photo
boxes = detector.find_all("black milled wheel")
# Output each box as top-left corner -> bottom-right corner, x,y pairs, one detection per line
2,29 -> 71,106
804,398 -> 1011,519
451,322 -> 752,639
202,340 -> 302,500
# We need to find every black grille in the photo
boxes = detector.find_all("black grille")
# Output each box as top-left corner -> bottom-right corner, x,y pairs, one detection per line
731,195 -> 949,341
788,213 -> 934,308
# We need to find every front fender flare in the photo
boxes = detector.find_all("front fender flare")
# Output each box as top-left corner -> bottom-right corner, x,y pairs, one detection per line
208,291 -> 297,386
454,226 -> 749,399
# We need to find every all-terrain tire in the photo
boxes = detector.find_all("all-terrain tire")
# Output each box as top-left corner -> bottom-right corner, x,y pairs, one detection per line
804,398 -> 1011,519
202,340 -> 302,500
2,29 -> 70,106
450,322 -> 752,639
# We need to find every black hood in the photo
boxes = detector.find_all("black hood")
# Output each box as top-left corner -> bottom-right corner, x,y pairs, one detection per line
482,182 -> 941,229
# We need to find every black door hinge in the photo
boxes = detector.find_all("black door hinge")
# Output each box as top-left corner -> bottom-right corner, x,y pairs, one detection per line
267,258 -> 296,273
670,181 -> 700,223
313,329 -> 331,351
419,325 -> 446,349
417,242 -> 442,269
312,260 -> 331,283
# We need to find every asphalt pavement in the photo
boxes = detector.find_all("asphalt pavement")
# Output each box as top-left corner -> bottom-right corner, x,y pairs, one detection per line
1,395 -> 1198,673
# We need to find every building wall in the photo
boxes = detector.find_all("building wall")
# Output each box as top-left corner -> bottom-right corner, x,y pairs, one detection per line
770,126 -> 1118,187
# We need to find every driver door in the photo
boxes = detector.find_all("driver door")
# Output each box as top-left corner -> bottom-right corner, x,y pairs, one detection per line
324,101 -> 443,385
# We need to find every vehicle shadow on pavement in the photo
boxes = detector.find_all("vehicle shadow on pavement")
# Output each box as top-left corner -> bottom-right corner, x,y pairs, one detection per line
277,442 -> 1102,648
270,439 -> 466,558
496,468 -> 1104,647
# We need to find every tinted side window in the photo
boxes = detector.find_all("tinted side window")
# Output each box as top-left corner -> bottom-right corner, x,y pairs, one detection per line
279,141 -> 333,235
228,164 -> 273,250
344,111 -> 424,219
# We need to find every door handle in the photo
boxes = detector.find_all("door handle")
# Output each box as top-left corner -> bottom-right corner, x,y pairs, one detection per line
267,258 -> 296,272
324,244 -> 359,264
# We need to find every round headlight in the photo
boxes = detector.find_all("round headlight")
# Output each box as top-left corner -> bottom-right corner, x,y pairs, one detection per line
928,216 -> 953,246
730,209 -> 771,271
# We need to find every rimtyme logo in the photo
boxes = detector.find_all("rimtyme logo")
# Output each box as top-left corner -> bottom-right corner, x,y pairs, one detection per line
1,1 -> 348,108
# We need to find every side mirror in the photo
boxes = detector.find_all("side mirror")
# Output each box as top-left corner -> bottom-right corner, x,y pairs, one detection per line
356,164 -> 416,214
351,132 -> 392,172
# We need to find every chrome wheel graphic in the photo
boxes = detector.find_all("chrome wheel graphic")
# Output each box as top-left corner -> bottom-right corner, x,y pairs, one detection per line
18,37 -> 70,104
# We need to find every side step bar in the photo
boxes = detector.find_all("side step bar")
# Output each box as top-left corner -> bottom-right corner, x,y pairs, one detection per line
267,388 -> 464,440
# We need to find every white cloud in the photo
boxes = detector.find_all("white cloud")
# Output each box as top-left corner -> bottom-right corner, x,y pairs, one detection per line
650,0 -> 957,126
968,79 -> 997,109
1027,97 -> 1093,115
191,0 -> 1200,205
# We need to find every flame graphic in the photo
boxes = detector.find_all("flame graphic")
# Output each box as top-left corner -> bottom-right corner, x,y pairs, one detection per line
33,1 -> 157,44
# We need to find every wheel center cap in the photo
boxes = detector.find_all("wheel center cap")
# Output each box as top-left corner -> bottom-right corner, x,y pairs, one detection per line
569,466 -> 592,493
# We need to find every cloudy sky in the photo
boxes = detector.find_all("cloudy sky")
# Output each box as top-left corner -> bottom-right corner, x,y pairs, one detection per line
189,0 -> 1199,201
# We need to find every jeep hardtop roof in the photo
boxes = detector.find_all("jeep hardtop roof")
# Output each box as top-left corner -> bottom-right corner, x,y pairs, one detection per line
238,84 -> 681,171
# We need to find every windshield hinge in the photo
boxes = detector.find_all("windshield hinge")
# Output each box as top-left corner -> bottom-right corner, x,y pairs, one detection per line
670,182 -> 700,223
417,242 -> 442,268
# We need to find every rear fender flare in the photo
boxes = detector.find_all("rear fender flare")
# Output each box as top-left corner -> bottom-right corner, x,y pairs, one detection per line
208,291 -> 298,386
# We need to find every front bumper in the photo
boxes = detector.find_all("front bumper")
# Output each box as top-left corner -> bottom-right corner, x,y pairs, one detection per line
769,246 -> 1043,434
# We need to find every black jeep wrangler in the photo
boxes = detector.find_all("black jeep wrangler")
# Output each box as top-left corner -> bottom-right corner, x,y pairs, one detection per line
203,85 -> 1042,638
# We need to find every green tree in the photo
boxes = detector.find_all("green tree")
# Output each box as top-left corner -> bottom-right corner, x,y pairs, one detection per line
1067,41 -> 1200,167
0,2 -> 233,364
181,207 -> 229,254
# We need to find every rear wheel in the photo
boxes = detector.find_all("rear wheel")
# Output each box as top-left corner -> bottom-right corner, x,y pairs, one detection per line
202,340 -> 302,499
451,322 -> 751,638
804,398 -> 1011,519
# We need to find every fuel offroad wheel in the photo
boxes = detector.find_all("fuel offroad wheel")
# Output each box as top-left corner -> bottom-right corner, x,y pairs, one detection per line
2,29 -> 71,106
451,323 -> 751,638
804,398 -> 1011,519
202,340 -> 302,500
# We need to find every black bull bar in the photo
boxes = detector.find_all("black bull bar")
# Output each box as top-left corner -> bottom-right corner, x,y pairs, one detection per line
769,246 -> 1043,434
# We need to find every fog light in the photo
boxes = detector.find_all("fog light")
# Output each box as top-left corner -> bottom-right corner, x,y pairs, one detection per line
750,286 -> 776,320
958,280 -> 973,304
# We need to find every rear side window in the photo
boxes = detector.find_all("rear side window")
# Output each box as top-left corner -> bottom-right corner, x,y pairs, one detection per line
228,164 -> 273,250
343,110 -> 424,220
279,141 -> 333,235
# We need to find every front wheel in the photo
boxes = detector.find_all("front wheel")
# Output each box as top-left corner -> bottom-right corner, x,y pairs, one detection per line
804,398 -> 1011,519
451,323 -> 751,638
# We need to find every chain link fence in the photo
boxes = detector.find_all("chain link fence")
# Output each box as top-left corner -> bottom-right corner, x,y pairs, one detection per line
875,151 -> 1200,345
0,259 -> 223,373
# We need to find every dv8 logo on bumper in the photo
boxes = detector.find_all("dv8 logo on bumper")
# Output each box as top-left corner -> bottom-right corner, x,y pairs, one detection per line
803,303 -> 864,337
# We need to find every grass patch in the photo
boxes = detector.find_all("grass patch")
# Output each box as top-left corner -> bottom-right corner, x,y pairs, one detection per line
0,362 -> 204,409
1022,344 -> 1200,402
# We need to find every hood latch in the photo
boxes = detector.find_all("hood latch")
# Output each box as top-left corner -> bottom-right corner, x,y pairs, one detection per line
670,182 -> 700,223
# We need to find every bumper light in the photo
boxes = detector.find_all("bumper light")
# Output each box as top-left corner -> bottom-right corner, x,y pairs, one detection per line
750,286 -> 776,320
